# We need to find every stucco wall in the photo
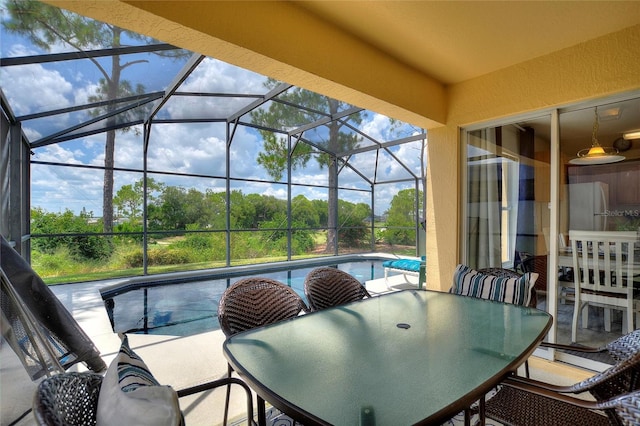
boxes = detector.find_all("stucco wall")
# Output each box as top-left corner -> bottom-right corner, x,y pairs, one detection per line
427,24 -> 640,290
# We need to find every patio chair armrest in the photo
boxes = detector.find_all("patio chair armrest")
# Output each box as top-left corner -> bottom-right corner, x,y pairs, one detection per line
176,376 -> 251,397
501,377 -> 602,409
539,341 -> 605,354
177,377 -> 254,424
505,374 -> 584,394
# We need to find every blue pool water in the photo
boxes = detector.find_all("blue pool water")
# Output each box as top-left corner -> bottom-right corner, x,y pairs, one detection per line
102,259 -> 387,337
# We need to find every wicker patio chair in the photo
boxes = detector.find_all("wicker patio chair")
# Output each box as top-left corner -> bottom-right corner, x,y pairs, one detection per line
449,265 -> 538,423
539,329 -> 640,366
485,380 -> 640,426
32,371 -> 254,426
217,277 -> 308,425
462,266 -> 537,378
304,266 -> 371,311
483,349 -> 640,426
476,267 -> 522,279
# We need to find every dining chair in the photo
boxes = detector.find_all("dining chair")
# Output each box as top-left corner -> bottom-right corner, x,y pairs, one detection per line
217,277 -> 309,425
568,230 -> 638,343
455,265 -> 539,308
304,266 -> 371,311
477,266 -> 542,380
483,348 -> 640,426
450,264 -> 539,423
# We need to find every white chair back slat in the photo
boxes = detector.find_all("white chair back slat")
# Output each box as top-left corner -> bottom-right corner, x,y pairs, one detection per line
569,230 -> 638,343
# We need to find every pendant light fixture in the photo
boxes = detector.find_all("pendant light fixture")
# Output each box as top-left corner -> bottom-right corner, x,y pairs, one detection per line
569,106 -> 625,165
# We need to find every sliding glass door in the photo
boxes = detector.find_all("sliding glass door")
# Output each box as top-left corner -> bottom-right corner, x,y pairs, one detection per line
463,94 -> 640,370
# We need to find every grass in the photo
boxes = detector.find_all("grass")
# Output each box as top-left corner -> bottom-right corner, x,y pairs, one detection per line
34,233 -> 417,285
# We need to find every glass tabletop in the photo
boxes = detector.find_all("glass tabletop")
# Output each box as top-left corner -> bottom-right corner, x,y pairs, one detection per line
223,290 -> 552,425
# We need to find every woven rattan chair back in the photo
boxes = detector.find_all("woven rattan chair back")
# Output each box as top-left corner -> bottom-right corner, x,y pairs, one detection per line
608,330 -> 640,364
217,277 -> 307,425
577,347 -> 640,403
304,267 -> 371,311
484,351 -> 640,426
217,277 -> 308,337
542,329 -> 640,368
614,390 -> 640,426
33,372 -> 103,426
476,267 -> 522,279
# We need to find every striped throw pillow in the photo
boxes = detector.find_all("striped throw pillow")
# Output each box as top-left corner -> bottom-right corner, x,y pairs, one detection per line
116,336 -> 161,392
97,335 -> 182,426
451,264 -> 531,306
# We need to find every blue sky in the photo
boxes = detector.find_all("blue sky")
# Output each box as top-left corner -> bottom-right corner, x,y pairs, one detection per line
1,3 -> 425,217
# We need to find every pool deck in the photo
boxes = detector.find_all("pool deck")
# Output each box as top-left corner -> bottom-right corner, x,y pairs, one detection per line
1,272 -> 420,426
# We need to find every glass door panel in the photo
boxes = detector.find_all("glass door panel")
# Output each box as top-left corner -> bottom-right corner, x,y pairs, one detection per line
558,98 -> 640,354
465,118 -> 552,311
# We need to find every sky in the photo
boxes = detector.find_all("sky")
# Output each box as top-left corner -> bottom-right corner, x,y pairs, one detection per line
0,2 -> 426,217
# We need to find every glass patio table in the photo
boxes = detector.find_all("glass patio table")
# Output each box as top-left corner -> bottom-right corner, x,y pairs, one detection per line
223,289 -> 552,426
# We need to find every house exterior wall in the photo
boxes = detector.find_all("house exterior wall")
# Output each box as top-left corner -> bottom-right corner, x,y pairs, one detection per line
427,24 -> 640,290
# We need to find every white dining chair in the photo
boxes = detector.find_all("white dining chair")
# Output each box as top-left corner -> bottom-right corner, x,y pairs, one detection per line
569,230 -> 638,343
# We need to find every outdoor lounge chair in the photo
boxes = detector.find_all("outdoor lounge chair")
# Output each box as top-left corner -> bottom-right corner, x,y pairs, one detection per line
483,348 -> 640,426
304,266 -> 371,311
0,235 -> 106,380
217,277 -> 308,425
382,256 -> 426,289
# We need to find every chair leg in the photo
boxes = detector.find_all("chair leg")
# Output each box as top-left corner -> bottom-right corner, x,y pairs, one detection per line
604,307 -> 612,332
257,396 -> 267,426
524,360 -> 530,378
582,304 -> 589,330
572,299 -> 583,343
477,395 -> 486,426
224,363 -> 233,426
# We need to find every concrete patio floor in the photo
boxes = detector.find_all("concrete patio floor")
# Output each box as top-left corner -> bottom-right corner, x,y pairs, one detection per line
1,274 -> 594,426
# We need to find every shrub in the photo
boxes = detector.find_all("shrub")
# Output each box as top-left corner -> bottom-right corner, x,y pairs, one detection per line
68,235 -> 114,261
122,248 -> 144,268
147,247 -> 191,265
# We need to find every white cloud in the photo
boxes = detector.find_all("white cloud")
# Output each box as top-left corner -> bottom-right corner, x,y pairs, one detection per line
361,113 -> 391,141
74,81 -> 100,105
0,63 -> 73,116
165,58 -> 270,120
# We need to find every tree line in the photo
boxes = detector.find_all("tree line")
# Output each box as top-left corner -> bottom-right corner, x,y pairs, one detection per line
31,179 -> 419,266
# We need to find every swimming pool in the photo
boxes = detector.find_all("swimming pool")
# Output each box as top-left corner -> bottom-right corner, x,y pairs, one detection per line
100,256 -> 392,337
